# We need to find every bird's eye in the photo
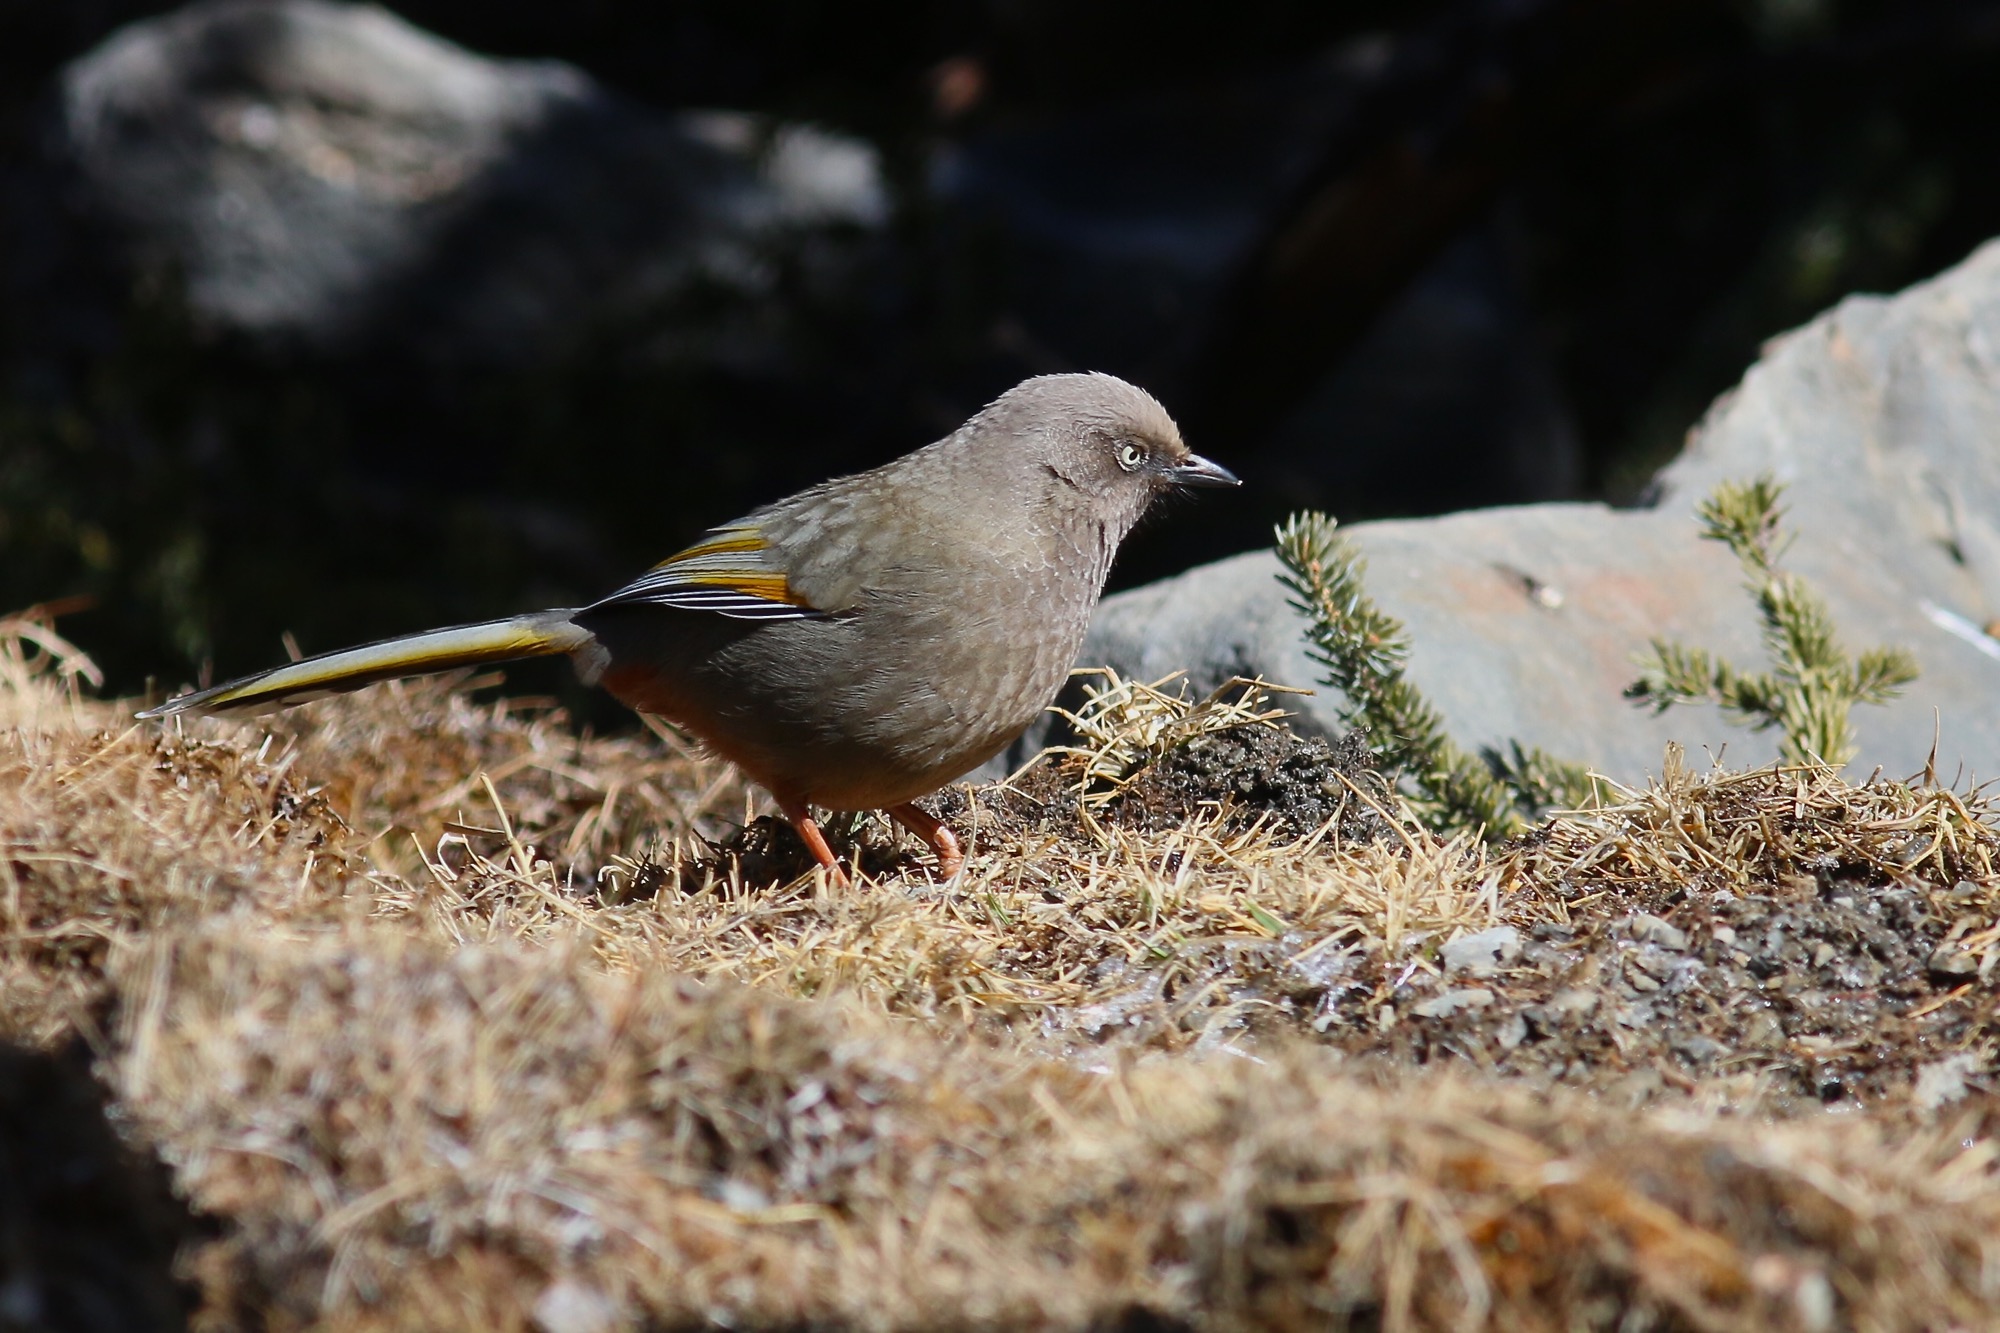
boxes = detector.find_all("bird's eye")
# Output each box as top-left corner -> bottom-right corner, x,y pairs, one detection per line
1116,441 -> 1146,471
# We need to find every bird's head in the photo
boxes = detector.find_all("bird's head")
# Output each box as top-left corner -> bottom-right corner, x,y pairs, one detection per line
976,372 -> 1238,540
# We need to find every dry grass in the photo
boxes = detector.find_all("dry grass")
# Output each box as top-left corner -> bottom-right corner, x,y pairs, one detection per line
1513,743 -> 2000,911
104,927 -> 2000,1332
6,614 -> 2000,1329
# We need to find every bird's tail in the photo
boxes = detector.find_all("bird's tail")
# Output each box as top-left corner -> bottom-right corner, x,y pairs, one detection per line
138,610 -> 594,718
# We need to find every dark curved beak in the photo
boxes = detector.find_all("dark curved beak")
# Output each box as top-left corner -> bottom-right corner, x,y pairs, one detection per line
1167,452 -> 1240,488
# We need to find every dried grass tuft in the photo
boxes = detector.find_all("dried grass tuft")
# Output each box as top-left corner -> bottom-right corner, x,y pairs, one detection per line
1041,669 -> 1305,801
1513,741 -> 2000,915
5,622 -> 2000,1329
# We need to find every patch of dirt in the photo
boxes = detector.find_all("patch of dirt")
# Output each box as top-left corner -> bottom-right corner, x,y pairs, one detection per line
1288,879 -> 1990,1113
946,726 -> 2000,1116
1105,723 -> 1394,841
932,721 -> 1395,847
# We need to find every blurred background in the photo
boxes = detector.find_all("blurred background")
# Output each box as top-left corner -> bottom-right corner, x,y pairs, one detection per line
4,0 -> 1999,710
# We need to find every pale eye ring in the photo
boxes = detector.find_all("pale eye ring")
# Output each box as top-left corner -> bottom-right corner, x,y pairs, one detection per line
1116,441 -> 1146,471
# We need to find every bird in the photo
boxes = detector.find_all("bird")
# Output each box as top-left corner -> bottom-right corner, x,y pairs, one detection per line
140,373 -> 1237,884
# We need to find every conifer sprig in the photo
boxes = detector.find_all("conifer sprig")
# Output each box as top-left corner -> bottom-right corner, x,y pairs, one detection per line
1274,512 -> 1591,838
1626,475 -> 1918,766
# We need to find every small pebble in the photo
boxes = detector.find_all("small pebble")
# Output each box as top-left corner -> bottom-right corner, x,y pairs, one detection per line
534,1280 -> 622,1333
1929,948 -> 1980,979
1913,1053 -> 1980,1111
1413,988 -> 1495,1018
1795,1271 -> 1836,1333
1629,947 -> 1675,981
1441,926 -> 1522,975
1891,834 -> 1935,867
1549,988 -> 1599,1015
1631,913 -> 1688,951
1624,963 -> 1662,993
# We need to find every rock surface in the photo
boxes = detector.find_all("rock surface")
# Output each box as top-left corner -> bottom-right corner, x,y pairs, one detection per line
52,0 -> 886,360
1076,239 -> 2000,782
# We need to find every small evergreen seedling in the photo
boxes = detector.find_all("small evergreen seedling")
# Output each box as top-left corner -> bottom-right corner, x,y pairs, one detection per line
1626,475 -> 1918,766
1274,512 -> 1592,838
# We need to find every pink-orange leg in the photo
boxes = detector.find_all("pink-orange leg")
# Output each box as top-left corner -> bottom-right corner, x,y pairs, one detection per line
778,798 -> 850,888
888,802 -> 964,879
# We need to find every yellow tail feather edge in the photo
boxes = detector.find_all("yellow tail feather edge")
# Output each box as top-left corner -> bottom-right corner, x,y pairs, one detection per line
138,612 -> 590,719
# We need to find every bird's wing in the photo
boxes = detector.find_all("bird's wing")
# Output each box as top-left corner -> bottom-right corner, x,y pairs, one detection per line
586,524 -> 830,621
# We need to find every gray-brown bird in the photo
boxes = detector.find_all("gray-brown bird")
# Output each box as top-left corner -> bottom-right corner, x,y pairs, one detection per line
140,373 -> 1236,883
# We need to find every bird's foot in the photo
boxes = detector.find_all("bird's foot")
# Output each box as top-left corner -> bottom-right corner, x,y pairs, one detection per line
779,799 -> 851,889
888,802 -> 964,879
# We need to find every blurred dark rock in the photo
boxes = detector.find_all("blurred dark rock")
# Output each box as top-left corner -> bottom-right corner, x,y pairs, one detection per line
933,47 -> 1586,544
1253,221 -> 1585,516
928,54 -> 1362,383
1064,236 -> 2000,782
0,1041 -> 195,1333
48,0 -> 887,363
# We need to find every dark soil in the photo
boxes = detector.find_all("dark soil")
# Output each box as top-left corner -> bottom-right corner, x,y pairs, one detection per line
933,720 -> 1396,848
1012,723 -> 2000,1117
1023,868 -> 1995,1116
1176,867 -> 1990,1116
1105,724 -> 1396,842
1340,880 -> 1993,1113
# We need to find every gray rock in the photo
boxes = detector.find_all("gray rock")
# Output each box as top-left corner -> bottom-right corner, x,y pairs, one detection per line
1628,913 -> 1689,952
1548,987 -> 1598,1015
1912,1053 -> 1981,1112
1440,926 -> 1521,975
1412,987 -> 1494,1019
55,0 -> 886,360
1078,239 -> 2000,781
1928,948 -> 1979,980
